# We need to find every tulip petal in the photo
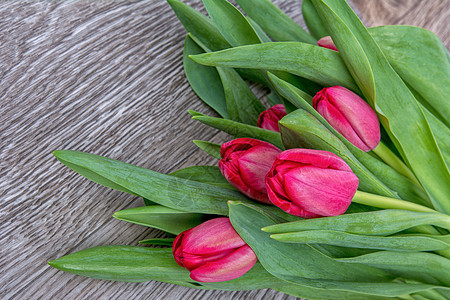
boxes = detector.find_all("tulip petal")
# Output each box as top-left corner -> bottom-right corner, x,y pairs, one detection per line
238,146 -> 280,193
220,159 -> 271,203
257,104 -> 287,132
266,149 -> 358,218
189,245 -> 257,282
180,249 -> 235,271
220,138 -> 261,158
181,218 -> 246,255
266,179 -> 320,218
173,231 -> 187,267
284,166 -> 357,216
326,86 -> 380,150
276,149 -> 353,172
317,36 -> 338,51
219,138 -> 281,203
316,98 -> 371,151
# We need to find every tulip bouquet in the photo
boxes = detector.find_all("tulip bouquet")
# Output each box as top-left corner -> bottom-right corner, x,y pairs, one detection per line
48,0 -> 450,299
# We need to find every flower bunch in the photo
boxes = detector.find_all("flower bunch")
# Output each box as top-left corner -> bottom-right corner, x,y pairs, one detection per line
48,0 -> 450,299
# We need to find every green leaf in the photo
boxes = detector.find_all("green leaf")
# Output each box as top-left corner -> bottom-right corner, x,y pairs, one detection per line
270,70 -> 322,97
302,0 -> 329,39
216,66 -> 265,125
167,0 -> 230,51
202,0 -> 261,46
143,198 -> 156,206
271,230 -> 450,252
268,73 -> 313,105
191,112 -> 284,149
139,238 -> 175,246
168,0 -> 268,86
422,108 -> 450,167
200,262 -> 294,291
246,17 -> 272,43
193,140 -> 221,159
263,209 -> 450,235
183,35 -> 228,118
53,150 -> 249,215
113,206 -> 207,235
229,202 -> 443,296
49,245 -> 297,291
190,42 -> 359,91
183,0 -> 322,96
339,251 -> 450,286
56,158 -> 137,196
200,0 -> 322,97
274,284 -> 392,300
370,25 -> 450,127
197,0 -> 270,125
187,110 -> 204,117
269,73 -> 428,205
279,109 -> 398,198
312,0 -> 450,214
235,0 -> 316,43
169,164 -> 300,223
170,165 -> 235,190
228,202 -> 389,282
267,91 -> 283,106
48,246 -> 192,283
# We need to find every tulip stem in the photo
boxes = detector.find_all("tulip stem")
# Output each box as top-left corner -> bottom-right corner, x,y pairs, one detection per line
372,142 -> 420,186
354,192 -> 450,259
353,191 -> 436,213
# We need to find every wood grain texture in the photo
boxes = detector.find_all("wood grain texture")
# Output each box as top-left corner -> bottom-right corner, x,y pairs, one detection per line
353,0 -> 450,49
0,1 -> 448,299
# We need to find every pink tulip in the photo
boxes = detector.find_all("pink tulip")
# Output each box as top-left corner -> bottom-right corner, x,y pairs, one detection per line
317,36 -> 338,51
313,86 -> 381,152
219,138 -> 282,203
173,217 -> 257,282
257,104 -> 287,132
265,149 -> 359,218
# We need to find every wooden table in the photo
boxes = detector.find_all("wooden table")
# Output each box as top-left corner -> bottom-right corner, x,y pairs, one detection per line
1,1 -> 448,299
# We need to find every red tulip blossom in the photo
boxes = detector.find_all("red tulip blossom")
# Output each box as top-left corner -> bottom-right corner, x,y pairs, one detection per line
257,104 -> 287,132
219,138 -> 282,203
317,36 -> 338,51
265,149 -> 359,218
173,217 -> 257,282
313,86 -> 381,152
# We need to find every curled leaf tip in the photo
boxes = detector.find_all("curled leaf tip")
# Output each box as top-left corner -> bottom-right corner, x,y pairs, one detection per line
48,260 -> 58,268
52,150 -> 62,157
188,54 -> 209,65
188,110 -> 204,117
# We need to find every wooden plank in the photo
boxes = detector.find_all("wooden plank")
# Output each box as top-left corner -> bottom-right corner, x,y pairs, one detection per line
0,1 -> 448,299
353,0 -> 450,49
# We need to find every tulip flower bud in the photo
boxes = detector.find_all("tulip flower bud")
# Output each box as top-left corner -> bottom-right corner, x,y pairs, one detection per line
265,149 -> 359,218
219,138 -> 282,203
313,86 -> 381,152
173,217 -> 257,282
317,36 -> 338,51
257,104 -> 287,132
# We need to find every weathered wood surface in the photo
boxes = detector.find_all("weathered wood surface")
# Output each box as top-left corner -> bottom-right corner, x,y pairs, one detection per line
0,1 -> 448,299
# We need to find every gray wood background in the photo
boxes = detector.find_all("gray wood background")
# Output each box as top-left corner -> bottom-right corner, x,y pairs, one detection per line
1,1 -> 448,299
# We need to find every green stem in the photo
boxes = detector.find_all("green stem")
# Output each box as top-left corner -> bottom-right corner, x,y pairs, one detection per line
372,141 -> 420,186
353,191 -> 450,259
353,191 -> 436,213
